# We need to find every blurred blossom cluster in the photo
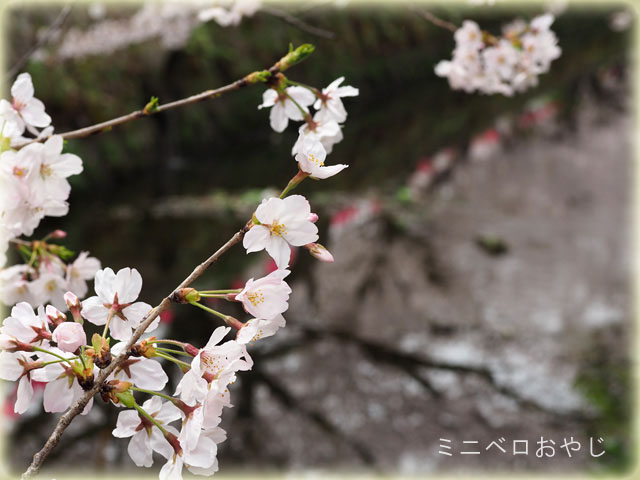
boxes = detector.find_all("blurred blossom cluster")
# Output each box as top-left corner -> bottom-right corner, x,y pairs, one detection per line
55,0 -> 261,59
435,13 -> 561,95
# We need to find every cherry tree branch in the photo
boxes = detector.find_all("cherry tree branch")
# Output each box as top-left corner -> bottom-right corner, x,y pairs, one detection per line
409,6 -> 457,33
6,4 -> 72,80
262,6 -> 336,39
14,43 -> 314,149
21,223 -> 251,479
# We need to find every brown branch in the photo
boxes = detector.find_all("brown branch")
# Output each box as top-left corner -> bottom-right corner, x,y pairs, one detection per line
262,6 -> 336,40
13,53 -> 290,149
409,6 -> 457,33
6,4 -> 73,80
21,225 -> 250,479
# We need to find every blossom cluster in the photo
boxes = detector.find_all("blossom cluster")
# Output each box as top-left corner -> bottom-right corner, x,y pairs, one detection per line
55,1 -> 262,60
435,13 -> 561,96
1,58 -> 356,480
0,73 -> 86,267
259,76 -> 358,154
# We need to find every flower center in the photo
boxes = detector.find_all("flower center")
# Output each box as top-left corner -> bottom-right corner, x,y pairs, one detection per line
13,166 -> 25,178
269,221 -> 287,237
12,99 -> 25,112
247,290 -> 265,307
200,351 -> 222,377
40,163 -> 52,178
308,153 -> 324,167
46,280 -> 57,292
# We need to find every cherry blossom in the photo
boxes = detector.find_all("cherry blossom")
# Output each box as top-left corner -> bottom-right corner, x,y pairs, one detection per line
198,0 -> 261,27
175,326 -> 252,406
81,267 -> 157,341
66,251 -> 101,298
243,195 -> 318,268
0,73 -> 51,138
0,265 -> 37,308
292,114 -> 343,155
235,269 -> 291,319
41,349 -> 95,416
294,134 -> 348,179
0,302 -> 51,348
313,77 -> 359,123
52,322 -> 86,353
159,426 -> 226,480
258,86 -> 315,132
236,314 -> 286,345
0,350 -> 61,414
110,342 -> 169,391
112,397 -> 180,468
435,14 -> 561,96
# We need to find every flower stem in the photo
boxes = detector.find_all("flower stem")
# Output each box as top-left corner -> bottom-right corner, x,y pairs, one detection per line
189,301 -> 229,322
131,387 -> 178,404
32,346 -> 75,365
285,78 -> 319,95
133,402 -> 169,437
156,347 -> 193,357
41,357 -> 78,366
102,308 -> 115,338
189,301 -> 245,330
197,289 -> 241,294
155,351 -> 192,370
280,170 -> 310,198
149,339 -> 187,348
283,90 -> 309,119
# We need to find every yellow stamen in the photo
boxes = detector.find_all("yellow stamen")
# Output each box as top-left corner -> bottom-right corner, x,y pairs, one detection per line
308,153 -> 324,167
270,221 -> 287,237
247,290 -> 265,307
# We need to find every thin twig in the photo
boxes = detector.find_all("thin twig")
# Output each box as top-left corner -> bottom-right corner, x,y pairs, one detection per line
409,6 -> 457,33
262,6 -> 336,40
6,4 -> 72,80
21,226 -> 250,478
13,56 -> 285,149
14,80 -> 246,149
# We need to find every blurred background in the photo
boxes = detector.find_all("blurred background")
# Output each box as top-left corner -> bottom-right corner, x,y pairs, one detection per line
1,0 -> 635,477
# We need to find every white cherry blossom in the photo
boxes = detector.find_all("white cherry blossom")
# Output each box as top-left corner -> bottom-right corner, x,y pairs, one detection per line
112,397 -> 180,468
0,302 -> 51,347
0,73 -> 51,138
0,350 -> 60,414
198,0 -> 261,26
110,342 -> 169,391
236,314 -> 286,345
294,134 -> 348,179
313,76 -> 359,123
292,115 -> 343,154
81,267 -> 157,341
236,269 -> 291,319
159,426 -> 226,480
175,326 -> 252,406
243,195 -> 318,268
258,86 -> 315,132
66,251 -> 102,298
41,350 -> 95,415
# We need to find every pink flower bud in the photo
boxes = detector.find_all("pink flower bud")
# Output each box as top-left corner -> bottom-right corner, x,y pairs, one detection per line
64,291 -> 80,309
305,243 -> 334,263
49,229 -> 67,239
64,292 -> 83,323
52,322 -> 86,353
308,213 -> 319,223
45,305 -> 66,326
